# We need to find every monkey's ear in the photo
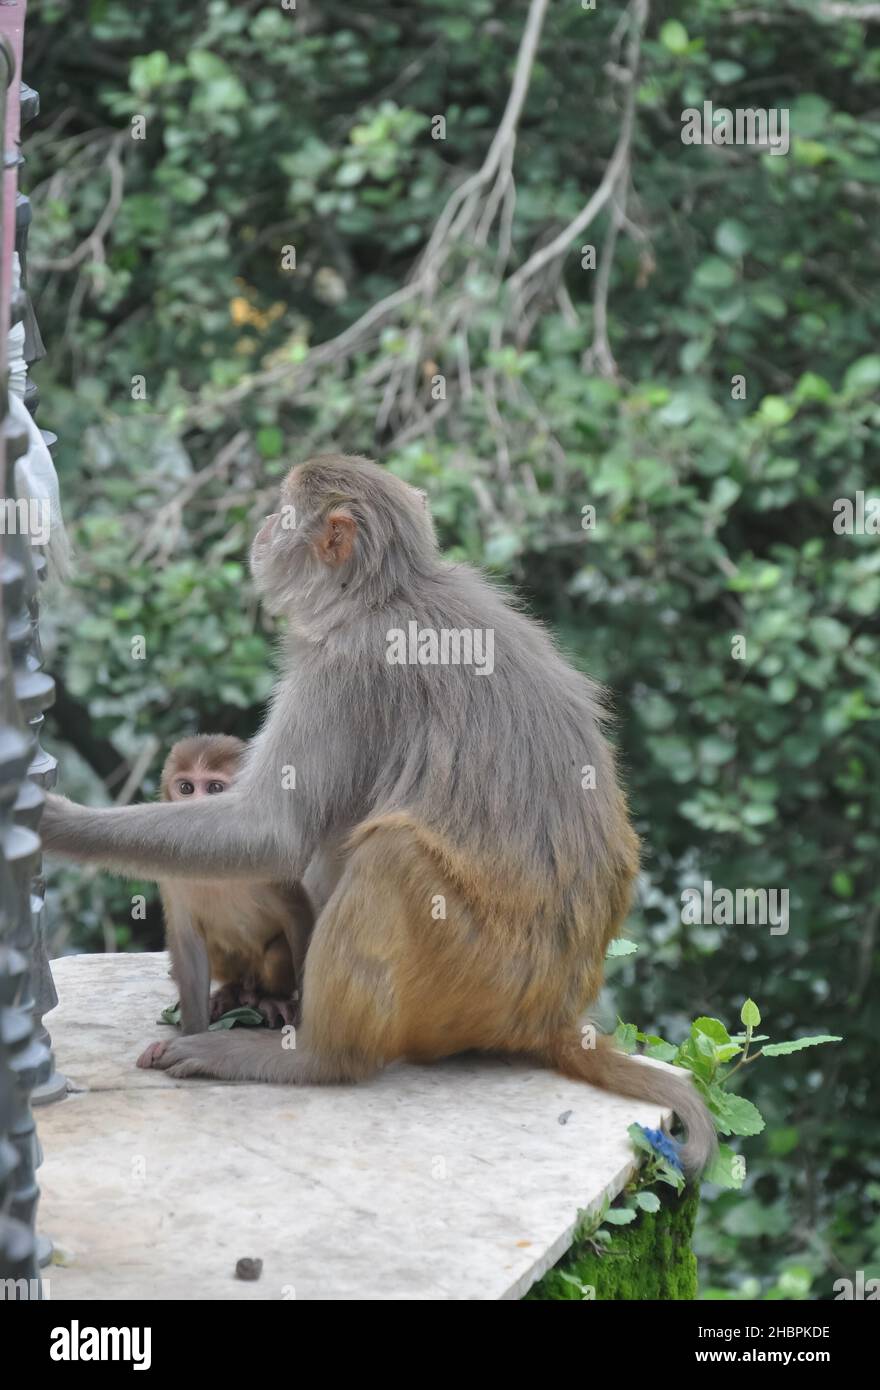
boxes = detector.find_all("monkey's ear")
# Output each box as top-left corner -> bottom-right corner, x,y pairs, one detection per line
316,510 -> 357,566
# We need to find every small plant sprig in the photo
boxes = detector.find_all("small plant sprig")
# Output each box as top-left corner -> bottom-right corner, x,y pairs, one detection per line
545,998 -> 841,1272
567,1134 -> 686,1273
616,1000 -> 841,1189
158,1000 -> 266,1031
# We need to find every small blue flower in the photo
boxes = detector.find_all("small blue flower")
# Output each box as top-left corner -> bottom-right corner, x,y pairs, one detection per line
639,1125 -> 684,1173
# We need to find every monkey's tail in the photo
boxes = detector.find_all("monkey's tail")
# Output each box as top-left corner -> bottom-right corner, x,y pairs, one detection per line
545,1033 -> 716,1180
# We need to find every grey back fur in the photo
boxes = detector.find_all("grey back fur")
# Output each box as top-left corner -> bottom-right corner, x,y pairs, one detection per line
243,455 -> 626,893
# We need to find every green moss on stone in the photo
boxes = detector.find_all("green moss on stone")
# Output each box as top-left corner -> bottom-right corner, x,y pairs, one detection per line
524,1188 -> 699,1300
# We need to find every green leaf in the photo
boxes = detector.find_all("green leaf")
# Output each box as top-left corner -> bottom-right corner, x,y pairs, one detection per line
606,938 -> 638,957
131,50 -> 170,93
703,1143 -> 746,1189
628,1122 -> 655,1156
660,20 -> 689,55
793,138 -> 829,166
483,529 -> 521,567
638,693 -> 676,730
793,372 -> 832,404
791,94 -> 832,137
643,1037 -> 679,1063
708,477 -> 741,512
741,999 -> 761,1029
256,426 -> 284,459
758,395 -> 795,426
775,1266 -> 813,1299
603,1206 -> 638,1225
635,1190 -> 661,1213
768,1126 -> 800,1157
753,291 -> 787,320
714,219 -> 750,257
710,61 -> 746,85
760,1035 -> 842,1056
336,162 -> 366,188
188,50 -> 230,81
769,675 -> 797,704
810,617 -> 849,653
832,870 -> 854,898
843,355 -> 880,396
694,257 -> 737,291
709,1091 -> 766,1138
675,1036 -> 717,1083
693,1017 -> 732,1046
680,338 -> 710,373
722,1197 -> 789,1237
208,1006 -> 267,1031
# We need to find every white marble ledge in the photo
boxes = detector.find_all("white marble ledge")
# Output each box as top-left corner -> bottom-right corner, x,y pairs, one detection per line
36,952 -> 670,1301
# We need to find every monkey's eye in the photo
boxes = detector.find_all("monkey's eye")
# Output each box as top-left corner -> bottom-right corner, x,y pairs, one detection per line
206,781 -> 226,795
177,781 -> 195,796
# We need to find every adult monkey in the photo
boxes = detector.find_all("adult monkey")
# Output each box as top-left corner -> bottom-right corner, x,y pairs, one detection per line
42,454 -> 715,1175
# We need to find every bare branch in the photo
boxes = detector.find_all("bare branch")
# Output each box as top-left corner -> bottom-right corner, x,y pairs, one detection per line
30,133 -> 126,272
586,173 -> 627,379
182,0 -> 551,432
507,0 -> 649,302
133,430 -> 250,565
732,2 -> 880,20
813,2 -> 880,17
414,0 -> 550,274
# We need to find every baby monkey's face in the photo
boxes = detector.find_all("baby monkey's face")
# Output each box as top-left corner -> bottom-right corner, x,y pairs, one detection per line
168,767 -> 233,801
159,736 -> 246,804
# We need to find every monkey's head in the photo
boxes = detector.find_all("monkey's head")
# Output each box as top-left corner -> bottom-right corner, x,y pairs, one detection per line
250,453 -> 437,618
160,734 -> 247,802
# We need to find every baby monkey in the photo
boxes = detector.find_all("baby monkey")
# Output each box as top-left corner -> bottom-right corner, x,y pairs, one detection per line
137,734 -> 313,1069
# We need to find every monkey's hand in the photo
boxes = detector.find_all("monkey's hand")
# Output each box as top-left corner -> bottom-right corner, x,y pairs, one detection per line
209,983 -> 246,1022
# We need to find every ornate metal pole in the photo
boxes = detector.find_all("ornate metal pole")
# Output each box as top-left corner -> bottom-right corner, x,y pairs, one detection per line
13,70 -> 66,1108
0,0 -> 46,1296
0,0 -> 61,1296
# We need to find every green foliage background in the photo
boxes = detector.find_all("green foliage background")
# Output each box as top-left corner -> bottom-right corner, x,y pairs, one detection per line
25,0 -> 880,1298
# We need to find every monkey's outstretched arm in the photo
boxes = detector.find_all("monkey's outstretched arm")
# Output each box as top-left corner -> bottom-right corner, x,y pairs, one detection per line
40,791 -> 310,882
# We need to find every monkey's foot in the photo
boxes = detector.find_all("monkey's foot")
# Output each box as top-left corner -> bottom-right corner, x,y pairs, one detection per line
238,988 -> 300,1028
136,1040 -> 170,1069
209,983 -> 245,1021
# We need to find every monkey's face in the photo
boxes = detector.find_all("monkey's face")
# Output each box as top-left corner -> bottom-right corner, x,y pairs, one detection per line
249,463 -> 358,617
250,454 -> 437,619
159,736 -> 246,802
168,768 -> 233,802
249,502 -> 317,617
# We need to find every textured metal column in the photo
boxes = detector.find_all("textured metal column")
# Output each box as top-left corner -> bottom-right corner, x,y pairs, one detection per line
14,73 -> 66,1107
0,0 -> 52,1297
